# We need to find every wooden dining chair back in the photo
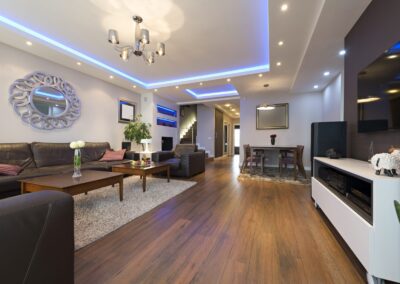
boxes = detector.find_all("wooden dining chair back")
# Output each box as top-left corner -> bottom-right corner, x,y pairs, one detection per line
241,144 -> 265,173
279,145 -> 306,180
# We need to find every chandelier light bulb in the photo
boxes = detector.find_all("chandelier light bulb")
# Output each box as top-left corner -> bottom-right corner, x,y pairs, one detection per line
108,29 -> 119,45
156,42 -> 166,56
120,47 -> 130,61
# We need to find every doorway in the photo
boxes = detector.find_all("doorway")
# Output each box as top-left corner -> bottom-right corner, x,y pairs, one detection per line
214,109 -> 223,158
234,124 -> 240,155
223,123 -> 230,155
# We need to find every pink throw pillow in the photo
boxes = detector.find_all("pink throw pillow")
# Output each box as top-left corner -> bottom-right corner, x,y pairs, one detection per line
0,164 -> 23,176
100,149 -> 126,161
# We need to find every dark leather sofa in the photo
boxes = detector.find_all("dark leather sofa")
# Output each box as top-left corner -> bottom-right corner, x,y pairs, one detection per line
0,142 -> 139,198
152,144 -> 205,177
0,190 -> 74,284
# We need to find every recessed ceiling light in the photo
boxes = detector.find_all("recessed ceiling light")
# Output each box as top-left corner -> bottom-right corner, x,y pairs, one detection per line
387,54 -> 399,59
387,89 -> 400,94
281,4 -> 288,12
339,49 -> 346,56
154,89 -> 158,92
225,104 -> 231,107
76,61 -> 82,66
109,75 -> 114,79
227,78 -> 231,82
278,41 -> 284,46
132,85 -> 137,88
313,85 -> 319,89
258,73 -> 263,77
199,82 -> 203,86
175,86 -> 179,89
323,71 -> 330,76
276,62 -> 282,66
26,41 -> 32,46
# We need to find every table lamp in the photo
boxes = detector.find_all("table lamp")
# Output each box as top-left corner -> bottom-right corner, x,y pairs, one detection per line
140,138 -> 152,153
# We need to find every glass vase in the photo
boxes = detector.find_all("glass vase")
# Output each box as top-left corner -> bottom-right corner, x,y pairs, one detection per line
73,148 -> 82,178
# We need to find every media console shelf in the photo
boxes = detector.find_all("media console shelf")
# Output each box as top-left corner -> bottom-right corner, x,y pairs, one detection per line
312,157 -> 400,284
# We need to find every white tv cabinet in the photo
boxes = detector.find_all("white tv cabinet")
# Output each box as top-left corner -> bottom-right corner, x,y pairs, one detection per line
312,157 -> 400,284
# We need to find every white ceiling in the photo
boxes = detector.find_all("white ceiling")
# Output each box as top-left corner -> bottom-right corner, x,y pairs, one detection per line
0,0 -> 371,103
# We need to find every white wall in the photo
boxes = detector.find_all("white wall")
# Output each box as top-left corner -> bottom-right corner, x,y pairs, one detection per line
0,43 -> 140,149
322,73 -> 343,122
140,93 -> 179,152
240,92 -> 323,169
197,104 -> 215,156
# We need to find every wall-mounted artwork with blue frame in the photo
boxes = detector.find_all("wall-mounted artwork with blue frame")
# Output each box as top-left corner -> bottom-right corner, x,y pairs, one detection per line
157,117 -> 177,128
157,104 -> 177,117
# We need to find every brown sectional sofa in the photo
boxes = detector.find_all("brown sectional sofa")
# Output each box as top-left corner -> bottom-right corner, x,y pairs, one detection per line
0,142 -> 138,198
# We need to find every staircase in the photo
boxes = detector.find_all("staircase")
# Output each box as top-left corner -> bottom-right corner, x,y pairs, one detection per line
180,121 -> 197,144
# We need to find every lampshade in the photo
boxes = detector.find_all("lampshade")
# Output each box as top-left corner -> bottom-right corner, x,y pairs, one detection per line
140,29 -> 150,44
140,139 -> 152,144
120,47 -> 130,61
108,29 -> 119,45
156,42 -> 166,56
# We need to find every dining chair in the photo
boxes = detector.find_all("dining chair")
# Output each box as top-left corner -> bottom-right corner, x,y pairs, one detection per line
278,145 -> 306,180
241,144 -> 265,173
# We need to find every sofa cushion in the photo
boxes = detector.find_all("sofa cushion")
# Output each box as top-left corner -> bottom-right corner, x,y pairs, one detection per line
100,149 -> 126,161
81,142 -> 111,163
174,144 -> 196,158
164,158 -> 181,170
31,143 -> 74,168
0,143 -> 35,168
0,164 -> 23,176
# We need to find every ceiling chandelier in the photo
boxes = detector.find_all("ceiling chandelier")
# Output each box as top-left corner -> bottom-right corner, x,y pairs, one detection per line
107,16 -> 166,65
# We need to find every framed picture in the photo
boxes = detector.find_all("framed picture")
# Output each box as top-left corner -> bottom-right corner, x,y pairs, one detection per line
118,99 -> 136,123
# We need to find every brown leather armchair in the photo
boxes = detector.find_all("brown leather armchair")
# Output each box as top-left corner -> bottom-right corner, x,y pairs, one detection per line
0,191 -> 74,284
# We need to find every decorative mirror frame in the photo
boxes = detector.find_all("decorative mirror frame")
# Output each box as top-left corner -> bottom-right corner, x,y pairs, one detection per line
256,103 -> 289,130
9,72 -> 81,130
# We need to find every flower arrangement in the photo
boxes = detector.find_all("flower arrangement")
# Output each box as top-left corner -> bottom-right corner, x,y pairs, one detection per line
70,140 -> 85,178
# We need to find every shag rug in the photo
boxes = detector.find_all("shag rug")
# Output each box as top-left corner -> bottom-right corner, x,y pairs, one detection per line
238,167 -> 311,185
74,176 -> 196,250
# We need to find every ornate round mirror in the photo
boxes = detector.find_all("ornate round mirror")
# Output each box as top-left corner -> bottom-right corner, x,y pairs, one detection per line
30,86 -> 68,117
9,72 -> 81,130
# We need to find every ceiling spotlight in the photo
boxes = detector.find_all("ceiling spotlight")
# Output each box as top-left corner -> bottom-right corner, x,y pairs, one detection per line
231,108 -> 236,111
235,112 -> 239,116
132,85 -> 137,88
227,78 -> 231,82
225,104 -> 231,107
387,89 -> 400,94
323,71 -> 330,76
109,75 -> 114,79
276,62 -> 282,66
387,54 -> 399,59
154,89 -> 158,92
258,73 -> 263,77
26,41 -> 32,46
199,82 -> 203,86
357,96 -> 381,104
339,49 -> 346,56
175,86 -> 179,89
313,85 -> 319,89
278,41 -> 284,46
281,4 -> 288,11
76,62 -> 82,66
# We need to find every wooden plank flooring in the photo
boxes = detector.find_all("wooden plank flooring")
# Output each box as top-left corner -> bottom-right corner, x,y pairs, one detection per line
75,156 -> 365,284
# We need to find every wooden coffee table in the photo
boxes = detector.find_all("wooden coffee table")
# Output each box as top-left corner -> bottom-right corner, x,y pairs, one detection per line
112,163 -> 170,192
20,170 -> 124,201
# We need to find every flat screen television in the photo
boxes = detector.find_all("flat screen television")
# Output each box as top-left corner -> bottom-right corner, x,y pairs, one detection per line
357,41 -> 400,133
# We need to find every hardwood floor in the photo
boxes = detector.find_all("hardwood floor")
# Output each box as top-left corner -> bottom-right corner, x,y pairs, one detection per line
75,156 -> 365,284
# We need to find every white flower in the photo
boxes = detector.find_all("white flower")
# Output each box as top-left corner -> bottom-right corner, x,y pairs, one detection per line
77,140 -> 85,148
70,141 -> 78,149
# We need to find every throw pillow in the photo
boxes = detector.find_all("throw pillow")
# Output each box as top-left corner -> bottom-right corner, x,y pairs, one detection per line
0,164 -> 23,176
100,149 -> 126,161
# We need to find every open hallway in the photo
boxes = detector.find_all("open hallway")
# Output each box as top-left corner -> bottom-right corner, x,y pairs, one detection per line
75,157 -> 365,284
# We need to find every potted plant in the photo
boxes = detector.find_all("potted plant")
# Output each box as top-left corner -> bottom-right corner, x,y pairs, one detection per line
395,200 -> 400,223
123,114 -> 152,151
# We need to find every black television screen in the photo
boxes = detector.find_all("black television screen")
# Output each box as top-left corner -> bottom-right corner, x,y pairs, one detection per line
357,41 -> 400,133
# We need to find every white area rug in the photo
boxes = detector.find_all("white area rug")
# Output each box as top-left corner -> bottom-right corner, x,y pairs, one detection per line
74,176 -> 196,250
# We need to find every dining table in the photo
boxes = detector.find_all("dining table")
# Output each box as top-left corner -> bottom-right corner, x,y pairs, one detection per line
249,145 -> 307,178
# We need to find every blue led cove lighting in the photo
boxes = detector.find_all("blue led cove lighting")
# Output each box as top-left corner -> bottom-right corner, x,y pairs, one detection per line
0,4 -> 269,89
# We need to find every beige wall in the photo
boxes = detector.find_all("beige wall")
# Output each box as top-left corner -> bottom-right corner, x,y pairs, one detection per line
0,43 -> 140,150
